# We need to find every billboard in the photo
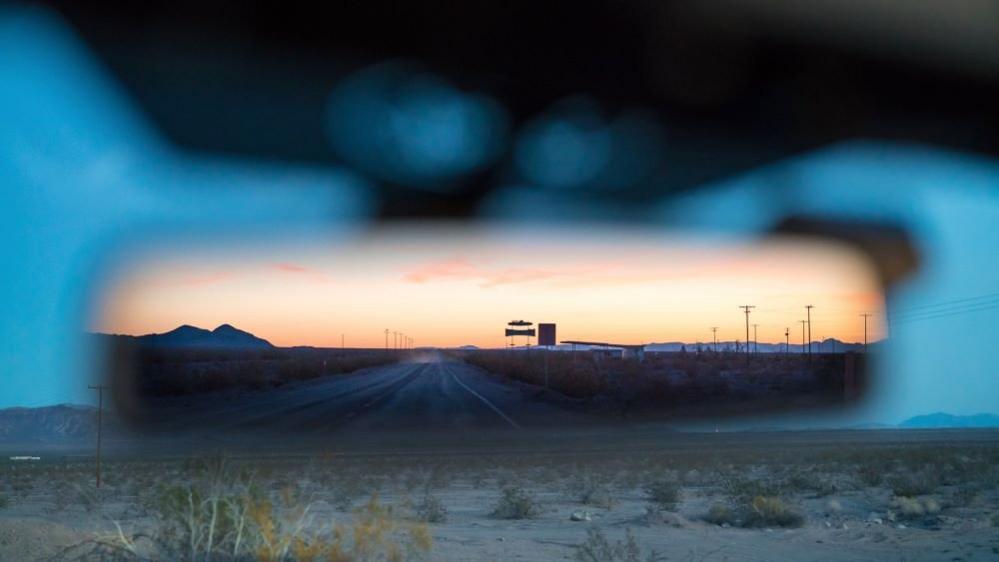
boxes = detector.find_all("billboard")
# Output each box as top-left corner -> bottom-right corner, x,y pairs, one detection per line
505,328 -> 536,337
538,323 -> 556,346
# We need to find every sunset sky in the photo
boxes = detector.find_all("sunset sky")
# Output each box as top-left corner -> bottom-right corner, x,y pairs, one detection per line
95,226 -> 886,348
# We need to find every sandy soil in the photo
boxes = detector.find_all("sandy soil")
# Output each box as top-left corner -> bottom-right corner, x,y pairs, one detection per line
2,429 -> 998,561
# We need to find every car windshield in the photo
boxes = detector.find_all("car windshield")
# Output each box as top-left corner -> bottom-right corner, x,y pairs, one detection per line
2,3 -> 999,561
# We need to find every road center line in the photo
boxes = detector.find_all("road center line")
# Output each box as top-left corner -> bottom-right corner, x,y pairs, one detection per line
444,363 -> 521,429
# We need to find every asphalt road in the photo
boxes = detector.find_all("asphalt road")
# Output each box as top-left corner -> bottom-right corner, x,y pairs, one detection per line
158,353 -> 575,435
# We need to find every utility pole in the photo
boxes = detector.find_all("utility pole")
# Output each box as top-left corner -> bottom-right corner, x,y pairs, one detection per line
710,327 -> 718,352
799,320 -> 807,355
752,323 -> 759,354
805,305 -> 814,361
784,327 -> 790,354
87,385 -> 106,488
739,305 -> 755,359
860,313 -> 871,352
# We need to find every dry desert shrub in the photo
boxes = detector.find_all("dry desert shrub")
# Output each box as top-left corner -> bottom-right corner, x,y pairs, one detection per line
784,470 -> 838,498
704,503 -> 735,526
891,496 -> 941,521
720,475 -> 784,501
643,478 -> 681,512
856,462 -> 884,487
740,496 -> 804,528
414,493 -> 448,524
491,486 -> 541,519
888,469 -> 941,497
66,459 -> 433,562
568,472 -> 618,510
574,528 -> 665,562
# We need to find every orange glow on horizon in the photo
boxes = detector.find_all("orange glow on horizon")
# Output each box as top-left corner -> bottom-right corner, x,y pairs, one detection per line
94,226 -> 887,348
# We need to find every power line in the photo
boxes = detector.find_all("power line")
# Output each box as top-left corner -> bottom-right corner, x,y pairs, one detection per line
890,300 -> 999,325
894,291 -> 999,314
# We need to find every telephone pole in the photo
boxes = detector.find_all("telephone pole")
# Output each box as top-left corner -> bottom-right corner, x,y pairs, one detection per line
784,327 -> 790,354
710,327 -> 718,352
739,305 -> 755,359
860,313 -> 871,352
752,323 -> 759,354
799,320 -> 807,355
87,385 -> 106,488
805,305 -> 814,360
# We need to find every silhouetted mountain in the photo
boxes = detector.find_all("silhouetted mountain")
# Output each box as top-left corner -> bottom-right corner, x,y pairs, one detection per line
0,404 -> 109,444
899,412 -> 999,428
136,324 -> 273,348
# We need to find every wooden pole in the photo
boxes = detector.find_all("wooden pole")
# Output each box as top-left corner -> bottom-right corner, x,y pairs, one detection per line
87,385 -> 105,488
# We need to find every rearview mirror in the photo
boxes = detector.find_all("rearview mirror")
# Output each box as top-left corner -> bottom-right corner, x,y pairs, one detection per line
94,223 -> 884,439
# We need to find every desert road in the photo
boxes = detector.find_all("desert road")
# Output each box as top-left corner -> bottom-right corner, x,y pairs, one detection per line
153,354 -> 577,435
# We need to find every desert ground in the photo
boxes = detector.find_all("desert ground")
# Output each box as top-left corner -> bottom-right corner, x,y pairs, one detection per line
2,355 -> 997,560
2,427 -> 998,561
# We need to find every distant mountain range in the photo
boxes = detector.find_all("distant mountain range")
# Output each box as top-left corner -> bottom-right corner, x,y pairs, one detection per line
898,412 -> 999,428
0,406 -> 996,445
644,339 -> 865,353
0,404 -> 108,444
104,324 -> 273,349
